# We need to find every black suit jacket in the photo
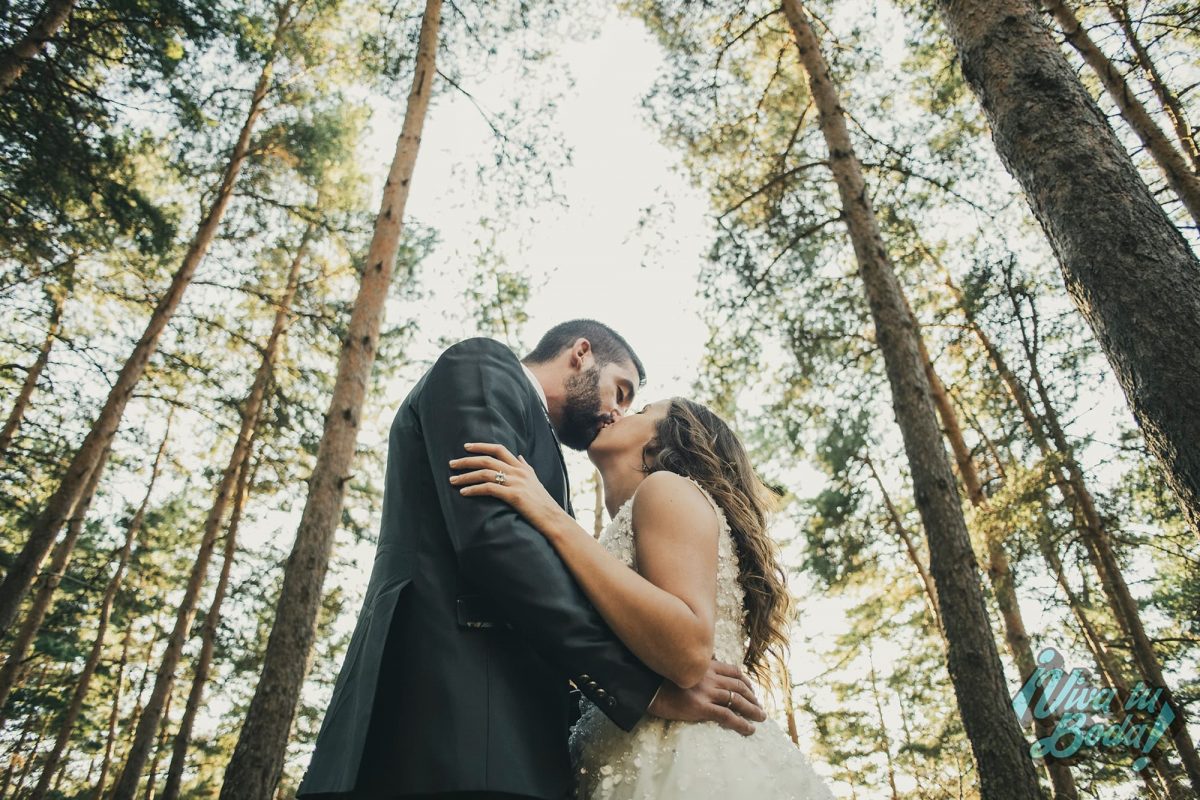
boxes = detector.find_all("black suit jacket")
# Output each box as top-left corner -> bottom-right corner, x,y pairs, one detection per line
296,337 -> 663,799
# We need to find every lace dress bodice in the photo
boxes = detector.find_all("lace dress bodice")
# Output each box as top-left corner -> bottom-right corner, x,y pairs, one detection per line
568,476 -> 836,800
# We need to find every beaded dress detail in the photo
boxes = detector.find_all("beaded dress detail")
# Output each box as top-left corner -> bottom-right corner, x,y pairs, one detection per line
568,477 -> 837,799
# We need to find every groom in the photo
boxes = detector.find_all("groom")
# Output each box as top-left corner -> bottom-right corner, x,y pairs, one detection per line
297,320 -> 764,800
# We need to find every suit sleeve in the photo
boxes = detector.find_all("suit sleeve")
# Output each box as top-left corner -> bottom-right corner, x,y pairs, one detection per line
416,338 -> 664,731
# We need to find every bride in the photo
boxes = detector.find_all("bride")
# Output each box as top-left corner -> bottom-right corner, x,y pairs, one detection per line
448,397 -> 837,799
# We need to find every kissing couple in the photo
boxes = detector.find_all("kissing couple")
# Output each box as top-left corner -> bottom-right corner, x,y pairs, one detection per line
296,320 -> 836,799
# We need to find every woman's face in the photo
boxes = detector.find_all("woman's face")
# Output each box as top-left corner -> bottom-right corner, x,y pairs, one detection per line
586,398 -> 672,464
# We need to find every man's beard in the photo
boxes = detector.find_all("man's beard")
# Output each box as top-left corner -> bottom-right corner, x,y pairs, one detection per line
557,365 -> 609,451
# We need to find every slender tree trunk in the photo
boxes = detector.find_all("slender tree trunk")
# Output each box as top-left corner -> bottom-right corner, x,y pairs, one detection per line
219,3 -> 441,797
1104,0 -> 1200,172
908,296 -> 1076,797
0,438 -> 110,717
95,618 -> 134,800
1040,0 -> 1200,224
779,660 -> 800,747
162,428 -> 265,800
0,262 -> 73,463
109,162 -> 305,800
866,648 -> 899,800
592,468 -> 604,538
782,4 -> 1042,796
863,453 -> 942,632
28,414 -> 172,800
141,689 -> 173,800
0,0 -> 77,94
932,0 -> 1200,544
0,8 -> 283,638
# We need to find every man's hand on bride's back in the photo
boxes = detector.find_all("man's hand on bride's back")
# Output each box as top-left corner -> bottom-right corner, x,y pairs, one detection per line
647,659 -> 766,736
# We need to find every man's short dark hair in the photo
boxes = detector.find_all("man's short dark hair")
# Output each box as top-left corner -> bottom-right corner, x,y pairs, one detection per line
522,319 -> 646,386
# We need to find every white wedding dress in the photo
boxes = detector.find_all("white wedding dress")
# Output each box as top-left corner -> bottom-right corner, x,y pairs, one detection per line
568,479 -> 838,800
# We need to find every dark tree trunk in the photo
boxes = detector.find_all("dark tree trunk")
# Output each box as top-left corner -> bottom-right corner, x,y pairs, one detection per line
932,0 -> 1200,549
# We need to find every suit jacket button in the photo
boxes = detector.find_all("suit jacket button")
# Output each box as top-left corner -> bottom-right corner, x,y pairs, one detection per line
595,688 -> 608,698
604,696 -> 617,708
579,674 -> 591,682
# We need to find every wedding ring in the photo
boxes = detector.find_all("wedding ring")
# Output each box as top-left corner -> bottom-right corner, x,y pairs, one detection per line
726,689 -> 734,708
494,471 -> 507,485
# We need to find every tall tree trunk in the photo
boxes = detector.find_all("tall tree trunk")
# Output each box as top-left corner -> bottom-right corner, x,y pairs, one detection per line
0,261 -> 73,463
162,422 -> 266,800
0,0 -> 77,95
219,3 -> 441,796
782,4 -> 1042,796
909,296 -> 1077,797
866,648 -> 900,800
95,617 -> 135,800
592,468 -> 604,538
141,688 -> 173,800
0,437 -> 110,717
1040,0 -> 1200,224
931,0 -> 1200,545
0,7 -> 284,638
862,453 -> 942,632
779,660 -> 800,747
109,164 -> 305,800
27,413 -> 172,800
1103,0 -> 1200,172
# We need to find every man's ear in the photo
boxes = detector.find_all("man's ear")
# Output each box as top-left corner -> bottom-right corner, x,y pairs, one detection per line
569,338 -> 593,370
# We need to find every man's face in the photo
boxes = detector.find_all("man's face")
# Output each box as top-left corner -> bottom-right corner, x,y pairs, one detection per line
556,358 -> 639,451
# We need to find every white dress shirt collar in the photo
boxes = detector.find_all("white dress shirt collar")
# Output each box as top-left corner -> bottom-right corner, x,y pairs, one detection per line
520,361 -> 549,412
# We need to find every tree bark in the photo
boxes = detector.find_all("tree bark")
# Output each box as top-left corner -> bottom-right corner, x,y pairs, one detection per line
108,134 -> 304,800
0,6 -> 281,637
932,0 -> 1200,545
0,261 -> 73,463
27,413 -> 172,800
1040,0 -> 1200,225
0,0 -> 77,95
782,3 -> 1042,797
0,437 -> 110,717
218,3 -> 441,796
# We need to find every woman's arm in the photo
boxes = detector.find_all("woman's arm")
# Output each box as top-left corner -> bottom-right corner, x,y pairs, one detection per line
450,444 -> 719,689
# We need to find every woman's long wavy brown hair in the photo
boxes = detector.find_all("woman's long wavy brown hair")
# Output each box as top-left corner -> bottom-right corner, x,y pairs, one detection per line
639,398 -> 792,685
